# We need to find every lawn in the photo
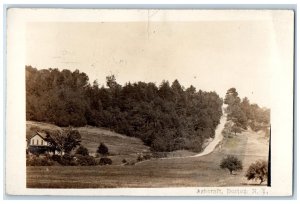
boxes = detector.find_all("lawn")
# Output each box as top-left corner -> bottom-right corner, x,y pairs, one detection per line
27,129 -> 269,188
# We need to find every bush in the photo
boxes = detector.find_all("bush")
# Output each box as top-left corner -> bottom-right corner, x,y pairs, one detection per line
75,155 -> 97,166
122,159 -> 127,164
245,160 -> 268,184
26,155 -> 53,166
220,155 -> 243,174
99,158 -> 112,165
59,154 -> 77,166
51,155 -> 62,162
28,146 -> 50,155
75,145 -> 89,156
231,124 -> 242,135
97,143 -> 109,156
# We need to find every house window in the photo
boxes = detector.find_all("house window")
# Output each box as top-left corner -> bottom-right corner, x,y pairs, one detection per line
31,139 -> 34,145
41,140 -> 44,145
37,140 -> 39,145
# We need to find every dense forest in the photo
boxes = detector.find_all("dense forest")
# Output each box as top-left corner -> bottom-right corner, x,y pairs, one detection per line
224,88 -> 270,132
26,66 -> 223,152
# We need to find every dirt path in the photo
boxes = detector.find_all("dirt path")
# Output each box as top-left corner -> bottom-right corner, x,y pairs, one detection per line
191,113 -> 227,158
136,107 -> 227,164
166,106 -> 227,159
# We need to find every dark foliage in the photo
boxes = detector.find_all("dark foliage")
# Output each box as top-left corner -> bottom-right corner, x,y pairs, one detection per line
220,155 -> 243,174
224,88 -> 270,132
97,143 -> 109,156
245,160 -> 268,184
27,146 -> 50,155
29,154 -> 97,166
51,155 -> 62,163
26,155 -> 54,166
26,66 -> 223,152
59,154 -> 77,166
75,145 -> 89,156
45,128 -> 81,155
99,158 -> 112,165
75,155 -> 97,166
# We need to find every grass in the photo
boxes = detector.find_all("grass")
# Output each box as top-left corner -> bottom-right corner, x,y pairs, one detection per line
26,121 -> 150,164
27,127 -> 269,188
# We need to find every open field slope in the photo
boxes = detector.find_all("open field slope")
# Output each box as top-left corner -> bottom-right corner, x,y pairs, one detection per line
26,121 -> 150,164
27,127 -> 269,188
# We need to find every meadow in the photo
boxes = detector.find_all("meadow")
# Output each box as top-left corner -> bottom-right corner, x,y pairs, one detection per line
27,128 -> 268,188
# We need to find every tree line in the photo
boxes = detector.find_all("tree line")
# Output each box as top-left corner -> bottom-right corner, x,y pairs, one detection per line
224,88 -> 270,132
26,66 -> 223,152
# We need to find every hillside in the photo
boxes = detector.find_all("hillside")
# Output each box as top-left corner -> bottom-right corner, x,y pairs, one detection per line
26,66 -> 223,152
27,127 -> 269,188
26,121 -> 150,164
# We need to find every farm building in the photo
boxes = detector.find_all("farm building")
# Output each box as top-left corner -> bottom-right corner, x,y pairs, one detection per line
27,131 -> 51,154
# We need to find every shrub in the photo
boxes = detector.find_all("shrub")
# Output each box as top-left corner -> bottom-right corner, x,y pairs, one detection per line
59,154 -> 76,166
51,155 -> 62,163
28,146 -> 50,155
97,143 -> 109,156
122,159 -> 127,164
231,124 -> 242,135
75,145 -> 89,156
99,158 -> 112,165
26,155 -> 53,166
245,160 -> 268,184
75,155 -> 97,166
220,155 -> 243,174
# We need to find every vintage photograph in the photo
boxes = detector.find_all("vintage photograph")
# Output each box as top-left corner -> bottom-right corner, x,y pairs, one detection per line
6,9 -> 294,196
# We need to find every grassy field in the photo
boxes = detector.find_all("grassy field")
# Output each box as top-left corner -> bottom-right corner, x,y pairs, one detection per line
27,127 -> 269,188
27,121 -> 150,164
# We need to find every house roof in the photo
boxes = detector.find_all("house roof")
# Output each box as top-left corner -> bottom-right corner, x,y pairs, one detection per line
27,131 -> 48,141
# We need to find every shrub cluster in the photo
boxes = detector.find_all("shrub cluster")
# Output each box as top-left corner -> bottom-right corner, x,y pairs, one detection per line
99,158 -> 112,165
75,155 -> 97,166
26,155 -> 54,166
26,154 -> 107,166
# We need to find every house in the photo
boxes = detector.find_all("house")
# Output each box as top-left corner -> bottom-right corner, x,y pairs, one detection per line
27,131 -> 51,154
28,131 -> 49,147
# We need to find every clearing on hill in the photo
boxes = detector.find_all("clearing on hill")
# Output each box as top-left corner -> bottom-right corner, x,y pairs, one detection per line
26,121 -> 150,164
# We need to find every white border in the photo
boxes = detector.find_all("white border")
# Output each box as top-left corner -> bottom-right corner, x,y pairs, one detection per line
5,7 -> 295,197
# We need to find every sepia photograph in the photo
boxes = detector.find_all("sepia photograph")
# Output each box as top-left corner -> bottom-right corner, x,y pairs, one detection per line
5,8 -> 294,196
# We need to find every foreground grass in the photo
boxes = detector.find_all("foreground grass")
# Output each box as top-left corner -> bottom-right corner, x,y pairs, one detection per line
27,129 -> 268,188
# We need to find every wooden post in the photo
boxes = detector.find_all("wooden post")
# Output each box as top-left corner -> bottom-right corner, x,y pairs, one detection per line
267,125 -> 271,186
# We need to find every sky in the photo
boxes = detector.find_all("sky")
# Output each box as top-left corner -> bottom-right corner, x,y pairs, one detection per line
25,18 -> 290,109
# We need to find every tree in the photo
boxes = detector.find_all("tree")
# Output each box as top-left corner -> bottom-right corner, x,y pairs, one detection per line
75,145 -> 89,156
224,88 -> 240,105
245,160 -> 268,184
231,123 -> 242,135
97,142 -> 109,156
220,155 -> 243,174
26,66 -> 225,153
45,127 -> 81,155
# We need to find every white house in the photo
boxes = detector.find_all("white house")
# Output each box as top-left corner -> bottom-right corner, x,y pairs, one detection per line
28,131 -> 49,147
